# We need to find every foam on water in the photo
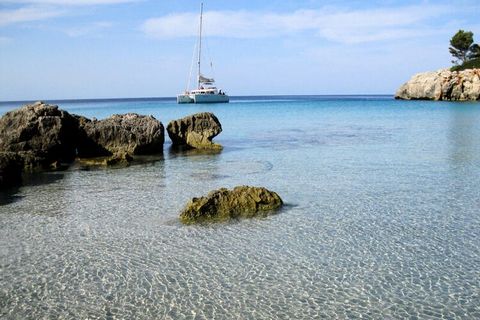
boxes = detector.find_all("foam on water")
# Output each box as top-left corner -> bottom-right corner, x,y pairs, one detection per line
1,96 -> 480,319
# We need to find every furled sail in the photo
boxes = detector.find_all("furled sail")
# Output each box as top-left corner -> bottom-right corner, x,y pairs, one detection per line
199,74 -> 214,83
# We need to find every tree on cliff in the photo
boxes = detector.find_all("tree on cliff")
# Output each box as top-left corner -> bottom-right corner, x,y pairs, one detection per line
449,30 -> 478,64
468,44 -> 480,60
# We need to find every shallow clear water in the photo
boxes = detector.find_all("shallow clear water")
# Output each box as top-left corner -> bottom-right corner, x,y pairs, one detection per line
1,96 -> 480,319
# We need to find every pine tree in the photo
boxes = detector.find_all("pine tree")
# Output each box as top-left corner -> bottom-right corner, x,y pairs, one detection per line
449,30 -> 474,64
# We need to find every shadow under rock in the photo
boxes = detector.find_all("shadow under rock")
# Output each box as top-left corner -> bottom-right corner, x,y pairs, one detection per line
168,145 -> 223,158
0,186 -> 23,206
0,153 -> 166,205
0,171 -> 65,206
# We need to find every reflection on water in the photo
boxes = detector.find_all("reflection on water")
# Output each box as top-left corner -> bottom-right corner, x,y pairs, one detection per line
168,145 -> 223,157
447,104 -> 480,165
1,97 -> 480,319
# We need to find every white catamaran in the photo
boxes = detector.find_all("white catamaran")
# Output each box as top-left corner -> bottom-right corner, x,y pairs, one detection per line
177,3 -> 229,104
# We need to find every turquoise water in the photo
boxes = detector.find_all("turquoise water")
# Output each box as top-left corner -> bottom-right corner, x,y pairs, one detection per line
1,96 -> 480,318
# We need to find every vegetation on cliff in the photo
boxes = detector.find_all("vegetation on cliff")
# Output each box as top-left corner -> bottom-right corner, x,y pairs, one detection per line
451,58 -> 480,72
449,30 -> 480,71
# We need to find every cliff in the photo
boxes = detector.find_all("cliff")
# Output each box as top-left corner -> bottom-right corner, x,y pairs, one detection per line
395,68 -> 480,101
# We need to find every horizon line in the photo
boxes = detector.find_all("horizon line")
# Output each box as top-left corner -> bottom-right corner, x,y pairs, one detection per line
0,94 -> 394,104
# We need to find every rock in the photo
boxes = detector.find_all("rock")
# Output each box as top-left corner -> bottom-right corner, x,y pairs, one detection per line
395,68 -> 480,101
17,151 -> 51,171
0,103 -> 165,188
77,113 -> 164,157
179,186 -> 283,224
0,152 -> 23,189
77,151 -> 133,167
105,152 -> 133,166
167,112 -> 222,150
0,101 -> 80,166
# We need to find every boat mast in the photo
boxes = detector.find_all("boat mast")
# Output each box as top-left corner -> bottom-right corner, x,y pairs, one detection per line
197,2 -> 203,89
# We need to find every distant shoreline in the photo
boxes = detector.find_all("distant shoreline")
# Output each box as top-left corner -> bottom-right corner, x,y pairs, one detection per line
395,68 -> 480,101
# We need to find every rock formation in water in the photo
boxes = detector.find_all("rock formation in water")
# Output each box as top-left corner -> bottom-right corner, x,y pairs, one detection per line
77,113 -> 164,157
179,186 -> 283,224
0,102 -> 165,188
167,112 -> 222,150
0,101 -> 80,168
395,68 -> 480,101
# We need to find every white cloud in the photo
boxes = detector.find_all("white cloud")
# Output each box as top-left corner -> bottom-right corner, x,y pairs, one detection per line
142,5 -> 452,44
0,0 -> 136,5
0,0 -> 137,27
0,6 -> 64,26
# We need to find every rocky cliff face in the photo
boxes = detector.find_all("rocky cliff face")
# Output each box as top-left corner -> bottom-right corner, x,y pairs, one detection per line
395,68 -> 480,101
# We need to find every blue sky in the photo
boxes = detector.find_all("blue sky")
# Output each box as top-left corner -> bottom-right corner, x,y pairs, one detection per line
0,0 -> 479,100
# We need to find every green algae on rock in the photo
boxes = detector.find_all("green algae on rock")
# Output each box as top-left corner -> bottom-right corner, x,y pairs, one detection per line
77,151 -> 133,167
179,186 -> 283,224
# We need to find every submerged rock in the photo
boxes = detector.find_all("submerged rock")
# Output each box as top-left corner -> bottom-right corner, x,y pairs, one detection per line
0,101 -> 80,166
78,151 -> 134,167
105,151 -> 133,166
179,186 -> 283,224
167,112 -> 222,150
395,68 -> 480,101
77,113 -> 165,157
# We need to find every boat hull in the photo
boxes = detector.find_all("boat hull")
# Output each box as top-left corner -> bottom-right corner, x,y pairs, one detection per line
177,94 -> 229,104
193,94 -> 229,103
177,94 -> 194,104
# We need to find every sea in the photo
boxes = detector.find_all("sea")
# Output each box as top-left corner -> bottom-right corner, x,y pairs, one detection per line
1,96 -> 479,319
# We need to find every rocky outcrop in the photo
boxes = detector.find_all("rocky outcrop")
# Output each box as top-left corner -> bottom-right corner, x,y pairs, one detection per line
77,113 -> 164,157
0,102 -> 166,188
167,112 -> 222,150
395,68 -> 480,101
179,186 -> 283,224
0,101 -> 80,166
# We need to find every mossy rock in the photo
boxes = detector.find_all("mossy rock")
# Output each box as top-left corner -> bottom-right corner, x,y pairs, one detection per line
77,152 -> 133,167
180,186 -> 283,224
167,112 -> 222,150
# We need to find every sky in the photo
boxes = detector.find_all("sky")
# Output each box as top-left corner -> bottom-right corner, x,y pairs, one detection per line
0,0 -> 479,101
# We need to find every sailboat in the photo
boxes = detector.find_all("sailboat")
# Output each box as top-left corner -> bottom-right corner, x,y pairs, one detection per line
177,3 -> 229,104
